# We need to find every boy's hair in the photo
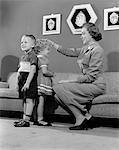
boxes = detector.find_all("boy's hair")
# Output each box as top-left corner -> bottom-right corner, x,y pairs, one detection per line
24,34 -> 36,44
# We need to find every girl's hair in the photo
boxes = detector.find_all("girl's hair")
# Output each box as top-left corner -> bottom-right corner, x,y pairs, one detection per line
83,22 -> 102,41
34,39 -> 50,55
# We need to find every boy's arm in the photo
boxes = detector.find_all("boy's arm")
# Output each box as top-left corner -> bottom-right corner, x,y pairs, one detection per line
15,72 -> 20,90
22,65 -> 36,91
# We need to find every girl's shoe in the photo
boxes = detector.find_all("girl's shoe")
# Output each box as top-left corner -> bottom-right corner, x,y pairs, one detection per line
33,120 -> 52,126
14,120 -> 30,127
33,121 -> 44,126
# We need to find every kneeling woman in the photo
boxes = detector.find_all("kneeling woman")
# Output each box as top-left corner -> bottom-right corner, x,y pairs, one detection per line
45,23 -> 106,130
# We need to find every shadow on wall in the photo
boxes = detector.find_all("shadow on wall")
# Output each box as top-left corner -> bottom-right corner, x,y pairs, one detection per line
1,55 -> 19,81
106,52 -> 119,72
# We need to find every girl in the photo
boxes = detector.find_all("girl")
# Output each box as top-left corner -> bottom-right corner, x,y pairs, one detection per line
14,34 -> 38,127
33,39 -> 53,126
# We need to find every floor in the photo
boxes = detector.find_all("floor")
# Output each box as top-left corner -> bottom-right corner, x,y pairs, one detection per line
0,117 -> 119,150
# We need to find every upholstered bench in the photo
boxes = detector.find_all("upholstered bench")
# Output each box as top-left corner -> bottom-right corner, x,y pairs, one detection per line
0,72 -> 119,119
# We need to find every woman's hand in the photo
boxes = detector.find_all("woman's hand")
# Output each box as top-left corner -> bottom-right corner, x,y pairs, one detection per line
77,59 -> 83,70
40,39 -> 59,49
36,39 -> 45,48
40,39 -> 54,46
58,80 -> 76,83
58,80 -> 68,83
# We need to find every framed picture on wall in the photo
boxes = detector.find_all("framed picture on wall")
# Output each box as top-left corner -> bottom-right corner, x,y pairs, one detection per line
104,7 -> 119,30
42,14 -> 61,35
67,4 -> 97,34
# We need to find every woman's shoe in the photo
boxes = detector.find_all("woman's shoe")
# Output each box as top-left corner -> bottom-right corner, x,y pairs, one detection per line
86,116 -> 95,129
69,119 -> 89,130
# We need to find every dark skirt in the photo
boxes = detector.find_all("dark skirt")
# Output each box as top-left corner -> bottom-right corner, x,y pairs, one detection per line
18,72 -> 38,100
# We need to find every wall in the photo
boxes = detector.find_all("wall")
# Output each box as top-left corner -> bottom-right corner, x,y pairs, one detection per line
0,0 -> 119,81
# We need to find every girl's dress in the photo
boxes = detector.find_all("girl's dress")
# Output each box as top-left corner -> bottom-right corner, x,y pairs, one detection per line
37,54 -> 53,96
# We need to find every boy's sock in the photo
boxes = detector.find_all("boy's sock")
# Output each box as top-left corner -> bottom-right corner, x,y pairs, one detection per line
23,114 -> 31,122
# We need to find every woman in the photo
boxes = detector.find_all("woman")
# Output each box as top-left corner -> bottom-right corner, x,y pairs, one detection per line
42,22 -> 106,130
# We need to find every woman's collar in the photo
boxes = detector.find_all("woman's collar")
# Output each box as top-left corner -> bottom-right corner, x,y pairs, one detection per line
88,41 -> 98,50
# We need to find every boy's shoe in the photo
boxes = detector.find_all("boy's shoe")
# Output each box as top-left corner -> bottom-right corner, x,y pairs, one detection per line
14,120 -> 30,127
14,119 -> 23,125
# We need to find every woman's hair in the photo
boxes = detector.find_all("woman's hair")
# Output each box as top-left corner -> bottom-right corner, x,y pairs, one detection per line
83,22 -> 102,41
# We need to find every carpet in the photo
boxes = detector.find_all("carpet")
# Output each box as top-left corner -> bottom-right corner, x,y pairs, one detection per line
0,118 -> 119,150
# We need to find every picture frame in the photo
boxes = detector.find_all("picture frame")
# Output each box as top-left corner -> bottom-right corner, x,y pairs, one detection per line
42,14 -> 61,35
67,4 -> 97,34
104,7 -> 119,30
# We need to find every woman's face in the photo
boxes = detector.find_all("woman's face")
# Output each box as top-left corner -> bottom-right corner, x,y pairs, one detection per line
80,27 -> 92,44
21,36 -> 35,52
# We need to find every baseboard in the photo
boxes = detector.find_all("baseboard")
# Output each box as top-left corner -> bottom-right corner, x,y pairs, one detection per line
0,110 -> 119,128
0,110 -> 23,119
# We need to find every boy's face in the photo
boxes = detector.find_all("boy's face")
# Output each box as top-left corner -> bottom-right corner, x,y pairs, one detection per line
21,35 -> 35,52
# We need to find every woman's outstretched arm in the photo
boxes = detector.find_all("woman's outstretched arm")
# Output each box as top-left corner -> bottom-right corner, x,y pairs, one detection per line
40,39 -> 83,57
